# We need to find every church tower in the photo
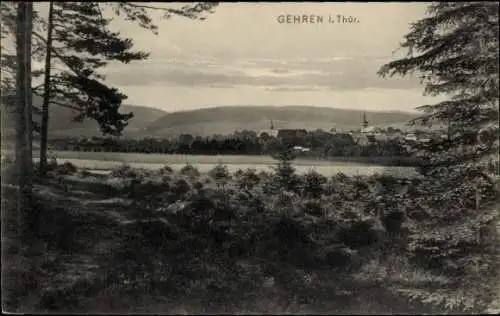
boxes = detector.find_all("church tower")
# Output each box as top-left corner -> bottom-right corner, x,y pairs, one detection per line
270,119 -> 274,130
362,113 -> 369,129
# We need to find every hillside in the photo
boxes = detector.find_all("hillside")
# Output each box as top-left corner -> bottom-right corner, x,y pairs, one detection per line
45,104 -> 168,138
143,105 -> 422,137
1,94 -> 168,139
2,100 -> 429,140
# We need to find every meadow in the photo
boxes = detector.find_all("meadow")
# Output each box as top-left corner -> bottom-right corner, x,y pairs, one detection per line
27,150 -> 418,178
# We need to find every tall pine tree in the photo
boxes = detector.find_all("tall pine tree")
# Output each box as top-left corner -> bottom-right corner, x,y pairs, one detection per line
378,3 -> 499,312
2,2 -> 218,174
378,2 -> 499,212
13,1 -> 35,240
33,2 -> 150,173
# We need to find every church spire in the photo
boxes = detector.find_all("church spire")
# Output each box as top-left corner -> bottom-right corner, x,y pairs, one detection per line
362,113 -> 369,129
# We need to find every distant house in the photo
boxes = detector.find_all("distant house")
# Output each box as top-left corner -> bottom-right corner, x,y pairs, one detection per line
277,129 -> 308,140
405,134 -> 418,141
353,133 -> 392,146
331,133 -> 356,145
293,146 -> 311,152
354,135 -> 372,146
258,129 -> 279,138
373,134 -> 389,142
361,126 -> 383,134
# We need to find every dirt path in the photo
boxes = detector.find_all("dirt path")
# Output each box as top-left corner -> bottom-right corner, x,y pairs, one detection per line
15,179 -> 133,312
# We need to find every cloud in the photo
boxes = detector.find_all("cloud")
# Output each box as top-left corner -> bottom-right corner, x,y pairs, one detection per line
106,56 -> 421,91
265,86 -> 326,92
270,68 -> 290,74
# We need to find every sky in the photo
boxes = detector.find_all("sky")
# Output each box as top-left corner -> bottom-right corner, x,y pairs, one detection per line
32,2 -> 445,113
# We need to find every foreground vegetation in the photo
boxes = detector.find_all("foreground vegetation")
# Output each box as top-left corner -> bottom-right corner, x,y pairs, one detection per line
2,157 -> 499,314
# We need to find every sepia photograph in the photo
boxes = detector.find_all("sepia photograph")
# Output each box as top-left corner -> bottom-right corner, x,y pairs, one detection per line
1,1 -> 499,314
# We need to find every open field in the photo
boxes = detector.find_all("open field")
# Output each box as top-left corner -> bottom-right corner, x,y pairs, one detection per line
19,150 -> 419,178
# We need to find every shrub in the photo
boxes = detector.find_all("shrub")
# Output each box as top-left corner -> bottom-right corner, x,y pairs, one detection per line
110,164 -> 138,178
54,162 -> 78,175
272,149 -> 300,192
78,170 -> 92,178
302,170 -> 327,198
159,165 -> 174,175
180,163 -> 200,178
27,156 -> 498,314
235,168 -> 261,191
43,157 -> 59,173
208,164 -> 230,188
171,178 -> 192,200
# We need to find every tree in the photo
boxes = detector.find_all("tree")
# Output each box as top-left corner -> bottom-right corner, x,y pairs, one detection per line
1,2 -> 45,137
272,149 -> 300,192
14,1 -> 34,239
378,3 -> 499,311
209,163 -> 230,190
378,2 -> 499,203
2,2 -> 218,174
33,2 -> 154,174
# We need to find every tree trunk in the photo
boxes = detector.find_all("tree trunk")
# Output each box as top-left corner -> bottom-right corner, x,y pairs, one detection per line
25,3 -> 33,164
39,1 -> 54,176
15,1 -> 34,240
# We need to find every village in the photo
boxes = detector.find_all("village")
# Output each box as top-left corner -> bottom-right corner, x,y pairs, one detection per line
257,112 -> 441,153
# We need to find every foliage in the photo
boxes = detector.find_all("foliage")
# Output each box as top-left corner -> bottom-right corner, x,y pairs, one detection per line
208,163 -> 230,188
378,3 -> 500,311
32,2 -> 149,137
379,2 -> 499,177
3,162 -> 498,314
109,164 -> 139,178
46,130 -> 419,166
271,148 -> 301,193
179,163 -> 200,178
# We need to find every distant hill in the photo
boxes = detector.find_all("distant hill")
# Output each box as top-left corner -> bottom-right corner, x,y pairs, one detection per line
1,94 -> 168,139
2,99 -> 433,140
143,105 -> 423,137
46,103 -> 168,138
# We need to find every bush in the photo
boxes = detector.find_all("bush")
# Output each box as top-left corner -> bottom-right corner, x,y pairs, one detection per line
26,158 -> 498,314
180,163 -> 200,178
302,170 -> 327,198
208,164 -> 230,188
235,168 -> 261,191
272,149 -> 300,192
110,164 -> 139,178
159,165 -> 174,174
54,162 -> 78,175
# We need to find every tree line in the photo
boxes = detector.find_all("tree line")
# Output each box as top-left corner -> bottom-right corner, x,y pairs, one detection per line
47,130 -> 416,159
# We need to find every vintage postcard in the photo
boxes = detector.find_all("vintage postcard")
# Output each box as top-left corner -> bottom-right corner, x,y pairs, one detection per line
1,1 -> 499,314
